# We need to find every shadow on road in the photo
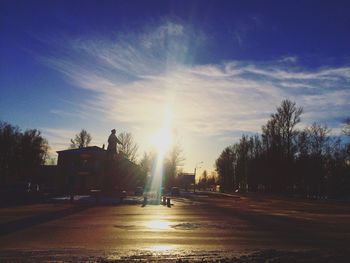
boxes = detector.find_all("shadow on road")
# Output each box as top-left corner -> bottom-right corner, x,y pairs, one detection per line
0,204 -> 92,236
193,194 -> 350,249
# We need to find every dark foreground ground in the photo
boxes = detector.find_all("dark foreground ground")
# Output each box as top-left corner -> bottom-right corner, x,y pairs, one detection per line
1,192 -> 350,262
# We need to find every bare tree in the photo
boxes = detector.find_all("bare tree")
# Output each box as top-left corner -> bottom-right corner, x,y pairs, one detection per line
213,100 -> 350,198
139,151 -> 155,176
215,146 -> 235,192
261,100 -> 303,191
0,122 -> 48,183
198,170 -> 208,190
117,132 -> 138,162
342,118 -> 350,155
164,141 -> 185,188
201,170 -> 208,183
307,123 -> 331,156
70,129 -> 92,149
273,99 -> 303,158
342,118 -> 350,136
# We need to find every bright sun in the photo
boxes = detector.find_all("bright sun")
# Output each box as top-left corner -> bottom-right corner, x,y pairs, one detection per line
151,107 -> 173,154
151,127 -> 172,154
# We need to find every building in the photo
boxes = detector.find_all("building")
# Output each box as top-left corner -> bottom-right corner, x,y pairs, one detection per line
56,146 -> 142,193
57,146 -> 107,193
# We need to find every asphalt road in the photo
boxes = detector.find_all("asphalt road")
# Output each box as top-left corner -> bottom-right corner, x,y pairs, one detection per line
1,193 -> 350,261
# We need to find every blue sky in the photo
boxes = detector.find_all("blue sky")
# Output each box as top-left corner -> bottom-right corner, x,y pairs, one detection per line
1,0 -> 350,173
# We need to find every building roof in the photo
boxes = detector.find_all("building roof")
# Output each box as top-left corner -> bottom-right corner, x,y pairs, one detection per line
57,146 -> 106,154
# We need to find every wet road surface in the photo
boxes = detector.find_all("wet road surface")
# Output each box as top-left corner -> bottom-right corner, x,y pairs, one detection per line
1,193 -> 350,261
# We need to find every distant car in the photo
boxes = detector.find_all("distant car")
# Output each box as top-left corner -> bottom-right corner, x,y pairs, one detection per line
120,190 -> 127,198
135,187 -> 143,196
118,190 -> 127,203
171,187 -> 180,196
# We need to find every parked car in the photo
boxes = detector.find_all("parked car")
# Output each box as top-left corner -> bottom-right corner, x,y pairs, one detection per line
135,187 -> 143,196
171,187 -> 180,196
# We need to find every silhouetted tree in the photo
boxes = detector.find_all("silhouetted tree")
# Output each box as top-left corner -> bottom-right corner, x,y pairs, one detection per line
207,172 -> 218,188
261,99 -> 303,192
0,122 -> 21,182
139,152 -> 153,175
117,132 -> 139,162
201,170 -> 208,182
303,123 -> 331,196
215,146 -> 235,192
138,151 -> 156,187
234,135 -> 251,191
0,121 -> 48,184
215,99 -> 350,198
342,117 -> 350,155
198,170 -> 208,190
19,129 -> 49,182
70,129 -> 92,149
342,118 -> 350,136
164,143 -> 185,188
326,138 -> 350,198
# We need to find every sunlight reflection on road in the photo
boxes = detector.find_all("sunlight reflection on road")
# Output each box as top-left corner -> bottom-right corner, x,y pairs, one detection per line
147,244 -> 177,252
145,219 -> 172,230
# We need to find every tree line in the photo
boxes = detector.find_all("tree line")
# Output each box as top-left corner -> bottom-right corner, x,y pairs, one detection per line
0,122 -> 185,190
0,122 -> 49,185
197,170 -> 219,190
215,100 -> 350,198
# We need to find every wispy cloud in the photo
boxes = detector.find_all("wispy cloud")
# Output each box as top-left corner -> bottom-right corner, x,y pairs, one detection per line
41,21 -> 350,141
279,56 -> 298,64
40,128 -> 75,154
41,127 -> 106,155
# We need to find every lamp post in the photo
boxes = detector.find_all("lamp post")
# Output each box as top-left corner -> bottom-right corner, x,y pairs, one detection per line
194,161 -> 203,193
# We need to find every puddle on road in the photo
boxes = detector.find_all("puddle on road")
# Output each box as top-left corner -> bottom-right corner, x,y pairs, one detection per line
114,221 -> 238,231
114,220 -> 174,231
113,224 -> 136,229
170,222 -> 242,230
171,222 -> 200,230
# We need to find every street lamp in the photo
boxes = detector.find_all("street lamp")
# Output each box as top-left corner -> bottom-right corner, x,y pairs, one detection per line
194,161 -> 203,193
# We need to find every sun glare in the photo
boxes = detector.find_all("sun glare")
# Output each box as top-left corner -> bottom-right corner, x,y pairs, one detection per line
151,107 -> 173,155
146,105 -> 174,204
145,220 -> 172,230
147,244 -> 176,252
152,127 -> 172,154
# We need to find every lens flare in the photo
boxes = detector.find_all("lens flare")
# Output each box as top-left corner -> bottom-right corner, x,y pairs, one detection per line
151,127 -> 172,155
146,106 -> 173,204
151,107 -> 173,155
